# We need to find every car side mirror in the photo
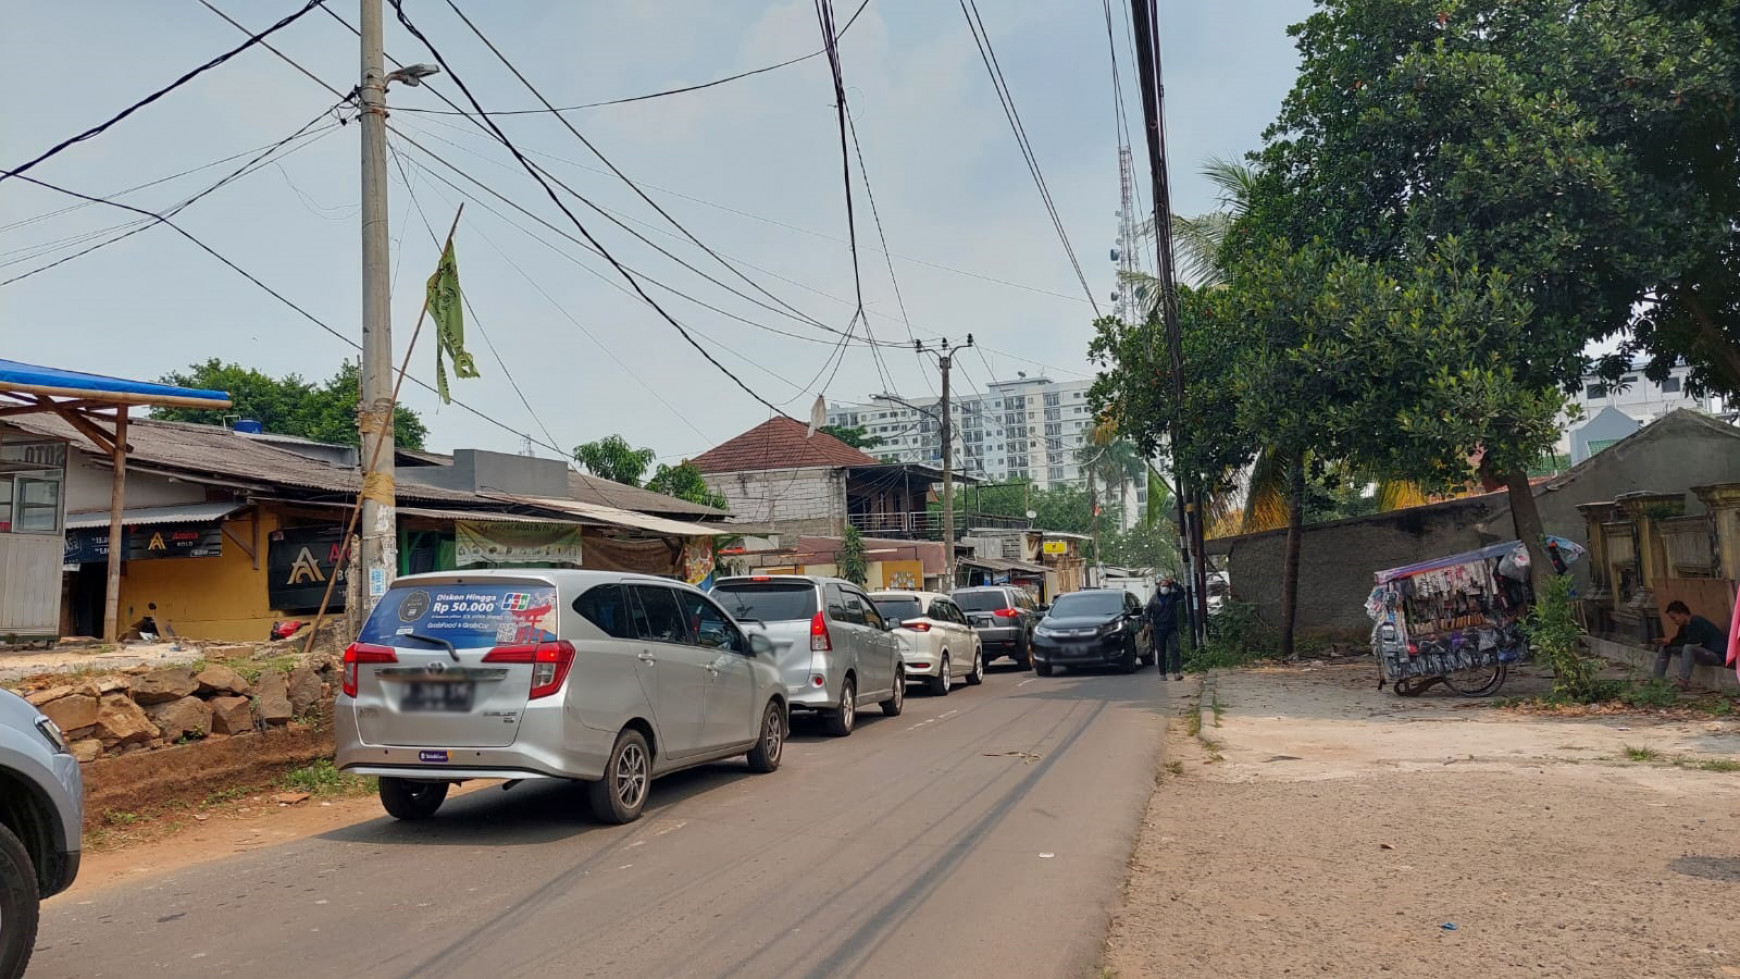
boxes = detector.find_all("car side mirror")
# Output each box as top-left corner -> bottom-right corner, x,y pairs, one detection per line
747,633 -> 775,658
884,620 -> 900,632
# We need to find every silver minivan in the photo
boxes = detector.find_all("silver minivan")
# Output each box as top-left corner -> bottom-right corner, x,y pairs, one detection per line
709,575 -> 904,736
335,570 -> 788,824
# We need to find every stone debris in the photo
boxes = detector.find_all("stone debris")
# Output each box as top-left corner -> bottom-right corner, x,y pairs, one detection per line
195,665 -> 250,697
131,667 -> 199,705
147,696 -> 214,741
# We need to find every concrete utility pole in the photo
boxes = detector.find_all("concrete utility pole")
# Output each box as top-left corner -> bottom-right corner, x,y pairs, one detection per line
940,342 -> 954,587
358,0 -> 396,615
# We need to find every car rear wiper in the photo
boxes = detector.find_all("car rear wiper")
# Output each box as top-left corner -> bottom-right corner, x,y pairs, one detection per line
402,632 -> 460,662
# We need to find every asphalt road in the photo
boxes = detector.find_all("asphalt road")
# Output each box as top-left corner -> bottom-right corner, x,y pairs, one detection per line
32,664 -> 1171,979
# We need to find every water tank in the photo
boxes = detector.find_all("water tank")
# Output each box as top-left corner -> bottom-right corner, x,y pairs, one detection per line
233,418 -> 263,434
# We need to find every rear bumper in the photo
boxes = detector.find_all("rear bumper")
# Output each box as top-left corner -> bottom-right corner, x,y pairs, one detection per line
334,699 -> 608,781
973,625 -> 1024,647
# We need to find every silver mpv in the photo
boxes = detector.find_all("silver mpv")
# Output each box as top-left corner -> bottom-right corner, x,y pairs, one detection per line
336,570 -> 788,824
709,575 -> 905,736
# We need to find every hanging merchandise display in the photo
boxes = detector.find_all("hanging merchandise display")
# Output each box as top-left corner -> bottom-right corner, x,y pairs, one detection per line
1365,538 -> 1585,698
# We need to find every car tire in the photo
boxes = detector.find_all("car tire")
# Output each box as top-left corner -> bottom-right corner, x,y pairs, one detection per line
880,667 -> 906,717
0,821 -> 40,979
965,649 -> 985,686
1121,637 -> 1140,674
1013,632 -> 1033,669
1035,662 -> 1054,677
589,728 -> 652,824
929,656 -> 951,696
746,700 -> 785,773
378,777 -> 449,821
824,679 -> 856,737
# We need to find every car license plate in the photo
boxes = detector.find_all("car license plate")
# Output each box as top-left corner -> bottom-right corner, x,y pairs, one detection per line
402,681 -> 476,712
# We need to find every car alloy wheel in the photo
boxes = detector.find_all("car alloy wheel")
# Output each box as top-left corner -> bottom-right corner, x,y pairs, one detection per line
615,740 -> 648,811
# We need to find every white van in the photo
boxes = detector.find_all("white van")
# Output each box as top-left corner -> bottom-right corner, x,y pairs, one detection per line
335,570 -> 788,824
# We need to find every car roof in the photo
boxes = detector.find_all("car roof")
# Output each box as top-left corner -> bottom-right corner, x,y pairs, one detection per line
869,590 -> 950,603
390,569 -> 702,592
714,574 -> 846,588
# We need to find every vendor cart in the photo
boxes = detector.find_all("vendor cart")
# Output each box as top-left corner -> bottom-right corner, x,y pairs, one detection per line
1366,537 -> 1584,697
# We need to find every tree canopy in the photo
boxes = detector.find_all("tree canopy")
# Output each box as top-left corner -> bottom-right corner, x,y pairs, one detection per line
644,461 -> 729,511
152,359 -> 428,450
820,425 -> 887,450
572,435 -> 655,487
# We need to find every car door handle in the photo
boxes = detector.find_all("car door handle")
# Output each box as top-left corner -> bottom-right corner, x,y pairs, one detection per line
638,651 -> 656,664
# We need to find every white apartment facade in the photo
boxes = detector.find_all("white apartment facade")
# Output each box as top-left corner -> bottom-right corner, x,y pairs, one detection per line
828,375 -> 1149,522
1557,362 -> 1728,459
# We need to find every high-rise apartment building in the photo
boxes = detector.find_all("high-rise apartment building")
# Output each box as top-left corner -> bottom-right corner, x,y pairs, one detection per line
828,376 -> 1147,522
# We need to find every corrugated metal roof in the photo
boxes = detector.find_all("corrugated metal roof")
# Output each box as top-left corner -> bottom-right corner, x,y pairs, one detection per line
501,495 -> 730,537
65,501 -> 243,529
565,470 -> 727,519
398,506 -> 574,525
8,415 -> 482,503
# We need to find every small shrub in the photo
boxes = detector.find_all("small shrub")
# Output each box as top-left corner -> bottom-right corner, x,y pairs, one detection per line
1696,758 -> 1740,773
1623,745 -> 1660,762
1617,680 -> 1680,710
1527,573 -> 1603,703
1184,601 -> 1277,673
280,759 -> 373,796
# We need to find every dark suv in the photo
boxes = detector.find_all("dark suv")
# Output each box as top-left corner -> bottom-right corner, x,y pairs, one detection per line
952,586 -> 1041,668
1,688 -> 83,979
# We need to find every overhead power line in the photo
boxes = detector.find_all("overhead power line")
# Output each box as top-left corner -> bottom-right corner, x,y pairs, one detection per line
6,169 -> 562,454
386,0 -> 789,416
437,0 -> 854,364
395,0 -> 874,117
0,0 -> 332,185
2,103 -> 345,287
956,0 -> 1101,315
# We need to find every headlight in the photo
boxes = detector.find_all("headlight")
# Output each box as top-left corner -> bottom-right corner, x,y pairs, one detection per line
35,716 -> 70,755
1101,619 -> 1125,635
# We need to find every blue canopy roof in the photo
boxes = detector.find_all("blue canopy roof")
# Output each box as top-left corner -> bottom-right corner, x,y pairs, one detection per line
0,359 -> 230,409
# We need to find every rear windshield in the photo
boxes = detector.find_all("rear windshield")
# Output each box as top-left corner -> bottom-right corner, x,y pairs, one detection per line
1050,591 -> 1125,617
360,583 -> 558,647
711,582 -> 819,623
872,597 -> 923,623
954,590 -> 1011,612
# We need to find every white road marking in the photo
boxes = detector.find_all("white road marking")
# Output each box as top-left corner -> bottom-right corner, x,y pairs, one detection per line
1017,678 -> 1036,688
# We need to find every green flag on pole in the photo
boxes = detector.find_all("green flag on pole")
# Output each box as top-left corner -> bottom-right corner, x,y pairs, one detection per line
427,239 -> 478,404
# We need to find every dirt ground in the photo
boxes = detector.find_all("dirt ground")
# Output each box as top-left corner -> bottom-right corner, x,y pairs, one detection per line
1105,662 -> 1740,979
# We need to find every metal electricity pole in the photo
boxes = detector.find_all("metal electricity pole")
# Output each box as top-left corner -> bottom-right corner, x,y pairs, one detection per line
357,0 -> 395,615
1129,0 -> 1208,645
908,336 -> 975,587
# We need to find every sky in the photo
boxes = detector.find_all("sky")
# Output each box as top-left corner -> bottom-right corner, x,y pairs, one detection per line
0,0 -> 1312,466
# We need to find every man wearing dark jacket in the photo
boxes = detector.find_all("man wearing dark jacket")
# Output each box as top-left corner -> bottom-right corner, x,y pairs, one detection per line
1653,600 -> 1731,689
1148,576 -> 1184,680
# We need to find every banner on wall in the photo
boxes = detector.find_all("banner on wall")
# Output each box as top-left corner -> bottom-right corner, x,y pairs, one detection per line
681,538 -> 715,587
879,560 -> 924,591
64,523 -> 223,564
455,520 -> 584,569
267,526 -> 349,612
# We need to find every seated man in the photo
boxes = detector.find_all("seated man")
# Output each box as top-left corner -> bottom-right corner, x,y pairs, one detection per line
1652,600 -> 1732,689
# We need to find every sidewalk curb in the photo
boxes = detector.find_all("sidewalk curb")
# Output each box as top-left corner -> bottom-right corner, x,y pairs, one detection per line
1198,671 -> 1216,736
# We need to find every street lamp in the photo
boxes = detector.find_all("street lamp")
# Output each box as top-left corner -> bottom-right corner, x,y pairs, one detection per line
386,64 -> 440,88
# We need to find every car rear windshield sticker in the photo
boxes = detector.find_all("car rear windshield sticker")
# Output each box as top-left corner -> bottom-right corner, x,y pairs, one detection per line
362,584 -> 558,647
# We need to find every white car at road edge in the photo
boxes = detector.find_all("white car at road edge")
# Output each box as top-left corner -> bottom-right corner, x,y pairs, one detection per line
869,591 -> 984,696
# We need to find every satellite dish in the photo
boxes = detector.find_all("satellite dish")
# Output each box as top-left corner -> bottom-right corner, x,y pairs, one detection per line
1025,510 -> 1038,520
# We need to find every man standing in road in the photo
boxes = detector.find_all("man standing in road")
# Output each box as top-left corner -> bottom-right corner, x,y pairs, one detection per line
1148,576 -> 1184,681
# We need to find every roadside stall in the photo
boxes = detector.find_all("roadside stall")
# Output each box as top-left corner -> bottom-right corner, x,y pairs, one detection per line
1366,537 -> 1585,697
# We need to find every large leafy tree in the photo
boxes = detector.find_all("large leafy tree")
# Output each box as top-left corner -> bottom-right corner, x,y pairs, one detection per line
153,359 -> 428,449
572,435 -> 655,487
1251,0 -> 1737,586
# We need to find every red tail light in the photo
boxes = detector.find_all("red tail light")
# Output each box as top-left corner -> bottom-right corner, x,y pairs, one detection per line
484,641 -> 578,699
810,611 -> 832,652
905,621 -> 931,632
992,608 -> 1020,618
342,642 -> 398,697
